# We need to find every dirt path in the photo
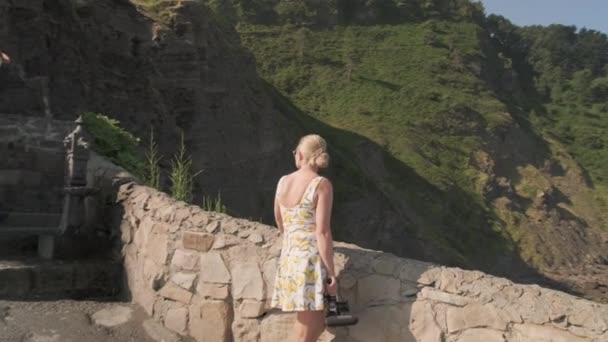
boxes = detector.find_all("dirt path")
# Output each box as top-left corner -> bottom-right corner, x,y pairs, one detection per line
0,300 -> 159,342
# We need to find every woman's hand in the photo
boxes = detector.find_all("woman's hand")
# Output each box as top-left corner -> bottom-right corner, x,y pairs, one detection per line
325,276 -> 338,296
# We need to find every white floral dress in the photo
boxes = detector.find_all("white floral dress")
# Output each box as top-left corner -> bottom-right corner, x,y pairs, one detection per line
271,176 -> 327,311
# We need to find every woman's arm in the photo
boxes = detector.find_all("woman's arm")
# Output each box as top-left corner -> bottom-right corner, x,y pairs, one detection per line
315,179 -> 336,284
274,196 -> 284,234
274,177 -> 284,234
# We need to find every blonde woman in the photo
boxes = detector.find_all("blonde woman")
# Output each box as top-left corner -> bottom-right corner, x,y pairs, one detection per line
271,134 -> 337,342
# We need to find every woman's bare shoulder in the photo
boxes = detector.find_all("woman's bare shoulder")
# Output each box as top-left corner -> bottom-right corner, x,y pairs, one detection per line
317,176 -> 333,191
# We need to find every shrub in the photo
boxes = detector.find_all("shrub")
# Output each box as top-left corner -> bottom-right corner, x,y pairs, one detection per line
81,112 -> 143,177
169,132 -> 201,202
143,126 -> 162,189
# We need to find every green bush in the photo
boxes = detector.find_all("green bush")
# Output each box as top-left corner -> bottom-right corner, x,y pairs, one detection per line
81,112 -> 143,177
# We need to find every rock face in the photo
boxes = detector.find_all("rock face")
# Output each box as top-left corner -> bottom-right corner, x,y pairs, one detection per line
113,179 -> 608,342
0,0 -> 294,221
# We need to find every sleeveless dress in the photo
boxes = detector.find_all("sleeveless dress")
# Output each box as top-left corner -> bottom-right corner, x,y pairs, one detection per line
271,176 -> 327,311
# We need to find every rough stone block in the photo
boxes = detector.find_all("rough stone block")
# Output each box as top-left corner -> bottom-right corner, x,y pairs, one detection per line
165,307 -> 188,335
418,287 -> 472,306
143,259 -> 167,289
171,272 -> 197,291
171,249 -> 199,271
234,317 -> 262,342
507,323 -> 589,342
205,221 -> 220,233
349,304 -> 412,342
372,257 -> 397,276
182,231 -> 214,252
189,300 -> 231,342
357,274 -> 400,306
222,220 -> 239,235
143,319 -> 181,342
159,282 -> 193,304
91,305 -> 133,328
199,252 -> 231,284
134,216 -> 154,248
447,303 -> 508,333
259,313 -> 294,342
248,233 -> 264,245
455,328 -> 506,342
146,233 -> 170,265
238,299 -> 265,318
339,273 -> 357,290
400,262 -> 437,285
153,299 -> 182,322
410,301 -> 443,342
262,258 -> 278,301
196,282 -> 229,300
231,261 -> 264,300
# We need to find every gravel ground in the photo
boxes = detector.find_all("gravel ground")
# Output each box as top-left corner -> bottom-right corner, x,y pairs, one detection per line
0,299 -> 158,342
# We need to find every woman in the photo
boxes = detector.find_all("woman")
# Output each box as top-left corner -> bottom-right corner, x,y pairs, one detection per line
271,134 -> 337,342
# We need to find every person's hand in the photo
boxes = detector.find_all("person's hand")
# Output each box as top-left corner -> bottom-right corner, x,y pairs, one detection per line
1,52 -> 10,64
325,276 -> 338,296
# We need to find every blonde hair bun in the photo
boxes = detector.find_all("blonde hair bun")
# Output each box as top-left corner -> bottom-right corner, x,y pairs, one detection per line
298,134 -> 330,169
315,152 -> 330,169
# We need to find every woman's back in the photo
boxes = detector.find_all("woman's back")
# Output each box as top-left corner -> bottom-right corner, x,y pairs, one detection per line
276,173 -> 324,233
276,172 -> 322,209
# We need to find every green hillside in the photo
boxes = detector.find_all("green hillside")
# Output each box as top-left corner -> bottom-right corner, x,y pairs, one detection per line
218,0 -> 608,274
119,0 -> 608,291
240,22 -> 513,261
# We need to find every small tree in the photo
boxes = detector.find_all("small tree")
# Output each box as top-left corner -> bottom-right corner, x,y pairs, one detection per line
169,132 -> 201,202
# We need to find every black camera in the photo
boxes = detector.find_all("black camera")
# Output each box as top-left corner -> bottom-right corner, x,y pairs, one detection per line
324,294 -> 359,326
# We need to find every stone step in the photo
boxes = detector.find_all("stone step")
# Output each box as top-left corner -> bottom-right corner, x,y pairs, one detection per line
0,258 -> 123,300
0,211 -> 61,228
0,226 -> 58,237
0,169 -> 45,186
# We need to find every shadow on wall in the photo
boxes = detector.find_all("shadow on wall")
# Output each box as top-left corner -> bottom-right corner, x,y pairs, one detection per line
322,245 -> 425,341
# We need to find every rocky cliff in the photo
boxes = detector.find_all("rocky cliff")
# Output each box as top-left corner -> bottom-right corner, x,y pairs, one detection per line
0,0 -> 296,218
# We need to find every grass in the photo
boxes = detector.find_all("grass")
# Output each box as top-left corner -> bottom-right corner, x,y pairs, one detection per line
169,132 -> 202,202
143,126 -> 162,189
533,105 -> 608,230
239,22 -> 521,264
238,17 -> 608,269
202,191 -> 228,213
240,22 -> 515,192
130,0 -> 176,25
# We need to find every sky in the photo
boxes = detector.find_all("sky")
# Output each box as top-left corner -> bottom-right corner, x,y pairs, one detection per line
480,0 -> 608,34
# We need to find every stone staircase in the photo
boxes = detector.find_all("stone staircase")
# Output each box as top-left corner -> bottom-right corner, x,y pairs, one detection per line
0,212 -> 62,236
0,257 -> 122,300
0,115 -> 123,301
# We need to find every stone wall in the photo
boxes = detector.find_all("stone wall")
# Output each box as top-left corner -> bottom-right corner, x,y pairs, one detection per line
109,180 -> 608,342
0,114 -> 72,213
